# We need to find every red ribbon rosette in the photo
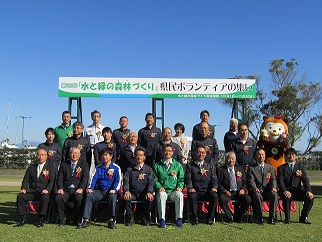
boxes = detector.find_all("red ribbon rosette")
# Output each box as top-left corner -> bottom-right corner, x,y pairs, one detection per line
42,169 -> 50,180
236,171 -> 242,182
75,167 -> 82,178
200,168 -> 208,177
108,169 -> 114,180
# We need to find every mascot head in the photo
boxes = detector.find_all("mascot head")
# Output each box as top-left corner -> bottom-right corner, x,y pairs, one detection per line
260,116 -> 289,143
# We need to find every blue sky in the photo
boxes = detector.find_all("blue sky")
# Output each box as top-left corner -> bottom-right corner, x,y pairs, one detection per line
0,1 -> 321,151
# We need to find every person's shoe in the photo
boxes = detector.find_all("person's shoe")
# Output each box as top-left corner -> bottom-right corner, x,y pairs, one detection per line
141,217 -> 150,226
175,218 -> 183,227
59,218 -> 66,226
299,217 -> 312,224
14,219 -> 27,227
191,217 -> 199,225
206,218 -> 215,225
268,216 -> 275,225
227,217 -> 233,223
159,219 -> 166,228
77,220 -> 90,229
125,214 -> 134,226
284,219 -> 290,224
108,219 -> 116,229
36,219 -> 44,227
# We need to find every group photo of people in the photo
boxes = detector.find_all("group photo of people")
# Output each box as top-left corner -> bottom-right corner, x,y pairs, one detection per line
15,109 -> 314,229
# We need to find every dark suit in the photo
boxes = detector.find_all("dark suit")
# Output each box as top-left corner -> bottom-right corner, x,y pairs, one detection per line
247,163 -> 278,219
17,161 -> 55,219
277,162 -> 314,221
55,160 -> 89,222
123,164 -> 154,216
217,165 -> 251,221
185,161 -> 218,221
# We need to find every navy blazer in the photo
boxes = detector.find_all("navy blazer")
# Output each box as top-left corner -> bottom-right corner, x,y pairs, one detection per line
57,160 -> 89,191
185,161 -> 217,193
277,162 -> 311,193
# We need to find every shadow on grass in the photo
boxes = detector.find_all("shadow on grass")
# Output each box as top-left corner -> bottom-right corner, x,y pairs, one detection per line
0,201 -> 18,225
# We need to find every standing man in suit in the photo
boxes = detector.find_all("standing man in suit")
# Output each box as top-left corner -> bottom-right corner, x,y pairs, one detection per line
192,110 -> 215,141
223,118 -> 239,152
15,148 -> 56,227
62,121 -> 91,166
55,147 -> 89,226
247,148 -> 278,224
119,131 -> 145,174
113,116 -> 131,161
230,123 -> 256,168
153,127 -> 183,165
191,122 -> 219,165
185,146 -> 218,225
277,148 -> 314,224
138,113 -> 162,167
217,151 -> 251,223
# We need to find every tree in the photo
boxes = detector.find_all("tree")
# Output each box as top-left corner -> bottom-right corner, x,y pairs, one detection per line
220,59 -> 322,154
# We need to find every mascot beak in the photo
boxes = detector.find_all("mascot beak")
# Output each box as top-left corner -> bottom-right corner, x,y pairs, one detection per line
272,130 -> 278,136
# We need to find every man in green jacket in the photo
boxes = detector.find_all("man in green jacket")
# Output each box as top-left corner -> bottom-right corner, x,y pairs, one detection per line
153,144 -> 184,228
54,111 -> 73,148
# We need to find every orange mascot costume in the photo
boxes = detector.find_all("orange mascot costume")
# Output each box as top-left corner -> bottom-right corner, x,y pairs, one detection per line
257,116 -> 289,173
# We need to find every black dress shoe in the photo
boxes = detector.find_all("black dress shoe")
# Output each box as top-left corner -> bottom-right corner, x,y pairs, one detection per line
141,218 -> 150,226
299,217 -> 312,224
206,218 -> 215,225
227,217 -> 233,223
59,218 -> 66,226
268,217 -> 275,225
77,220 -> 90,229
284,219 -> 290,224
36,219 -> 44,227
108,219 -> 116,229
15,219 -> 27,227
191,217 -> 199,225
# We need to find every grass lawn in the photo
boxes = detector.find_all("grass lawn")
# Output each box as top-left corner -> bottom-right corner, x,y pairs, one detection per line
0,185 -> 321,242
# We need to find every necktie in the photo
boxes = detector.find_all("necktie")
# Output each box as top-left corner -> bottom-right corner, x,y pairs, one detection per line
229,167 -> 237,191
290,164 -> 294,172
37,165 -> 42,180
260,165 -> 264,175
71,163 -> 76,175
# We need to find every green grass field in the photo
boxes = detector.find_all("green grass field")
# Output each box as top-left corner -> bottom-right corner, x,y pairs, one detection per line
0,184 -> 321,242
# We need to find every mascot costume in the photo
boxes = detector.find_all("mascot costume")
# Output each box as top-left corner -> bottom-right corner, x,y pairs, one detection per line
257,116 -> 289,173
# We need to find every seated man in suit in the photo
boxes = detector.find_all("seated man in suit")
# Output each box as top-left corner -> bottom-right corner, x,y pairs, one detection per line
185,146 -> 218,225
55,147 -> 89,226
123,148 -> 154,226
153,144 -> 185,228
77,148 -> 121,229
247,148 -> 278,225
15,148 -> 56,227
217,151 -> 251,223
277,148 -> 314,224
